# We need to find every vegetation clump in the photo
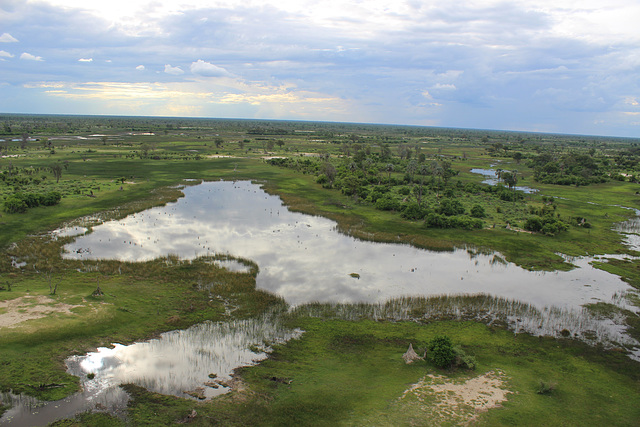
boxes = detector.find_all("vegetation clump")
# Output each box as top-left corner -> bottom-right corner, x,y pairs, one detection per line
427,335 -> 456,368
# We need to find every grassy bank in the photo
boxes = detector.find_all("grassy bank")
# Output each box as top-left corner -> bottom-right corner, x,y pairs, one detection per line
55,318 -> 640,426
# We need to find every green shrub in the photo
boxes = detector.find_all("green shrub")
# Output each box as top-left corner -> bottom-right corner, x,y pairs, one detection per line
470,204 -> 486,218
375,195 -> 401,211
427,335 -> 455,369
436,198 -> 465,216
401,203 -> 428,220
3,196 -> 28,214
537,380 -> 557,395
453,346 -> 477,370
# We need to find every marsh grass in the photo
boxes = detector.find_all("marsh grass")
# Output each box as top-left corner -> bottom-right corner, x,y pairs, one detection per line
289,294 -> 639,351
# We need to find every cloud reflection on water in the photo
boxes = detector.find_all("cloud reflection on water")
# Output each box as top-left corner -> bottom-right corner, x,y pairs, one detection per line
63,180 -> 635,311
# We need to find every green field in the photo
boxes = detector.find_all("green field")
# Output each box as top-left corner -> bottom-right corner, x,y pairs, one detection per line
1,115 -> 639,425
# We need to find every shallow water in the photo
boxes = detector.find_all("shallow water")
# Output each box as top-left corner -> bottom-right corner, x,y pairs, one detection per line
0,316 -> 301,426
4,180 -> 638,425
63,180 -> 635,312
470,168 -> 538,193
614,209 -> 640,251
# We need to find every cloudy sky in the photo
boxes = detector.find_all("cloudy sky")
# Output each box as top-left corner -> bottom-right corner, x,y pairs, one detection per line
1,0 -> 639,137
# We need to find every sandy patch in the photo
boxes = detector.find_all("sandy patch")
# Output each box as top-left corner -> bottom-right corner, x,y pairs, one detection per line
207,155 -> 239,158
399,370 -> 512,424
0,296 -> 82,328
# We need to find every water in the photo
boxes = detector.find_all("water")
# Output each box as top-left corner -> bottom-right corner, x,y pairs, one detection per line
614,209 -> 640,251
470,168 -> 538,193
1,316 -> 301,426
3,180 -> 639,425
62,180 -> 635,312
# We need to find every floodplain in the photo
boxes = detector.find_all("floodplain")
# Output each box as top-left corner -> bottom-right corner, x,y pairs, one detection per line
0,115 -> 639,425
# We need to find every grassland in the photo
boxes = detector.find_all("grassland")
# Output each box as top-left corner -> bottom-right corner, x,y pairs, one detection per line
1,115 -> 639,425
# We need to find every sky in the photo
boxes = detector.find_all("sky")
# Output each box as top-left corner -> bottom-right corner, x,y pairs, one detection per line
0,0 -> 639,137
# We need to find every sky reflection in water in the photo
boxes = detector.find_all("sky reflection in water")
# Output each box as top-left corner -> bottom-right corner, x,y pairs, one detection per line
64,180 -> 634,311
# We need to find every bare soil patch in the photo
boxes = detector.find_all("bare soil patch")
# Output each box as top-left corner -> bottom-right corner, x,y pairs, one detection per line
0,295 -> 83,328
399,370 -> 512,424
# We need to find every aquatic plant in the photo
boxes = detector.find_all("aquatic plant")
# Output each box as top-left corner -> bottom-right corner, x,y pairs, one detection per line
289,293 -> 639,353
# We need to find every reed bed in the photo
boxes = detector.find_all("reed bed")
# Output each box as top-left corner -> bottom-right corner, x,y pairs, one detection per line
289,294 -> 639,351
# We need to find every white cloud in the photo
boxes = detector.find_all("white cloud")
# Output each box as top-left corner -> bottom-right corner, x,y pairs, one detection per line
20,52 -> 44,61
78,58 -> 93,62
0,33 -> 18,43
0,50 -> 14,58
432,83 -> 457,90
164,64 -> 184,75
136,65 -> 145,71
190,60 -> 230,77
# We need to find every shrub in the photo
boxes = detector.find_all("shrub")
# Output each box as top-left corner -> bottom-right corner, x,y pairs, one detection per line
537,381 -> 557,395
427,335 -> 456,369
401,203 -> 428,220
453,346 -> 477,370
375,195 -> 401,211
436,198 -> 465,216
470,204 -> 486,218
3,196 -> 28,214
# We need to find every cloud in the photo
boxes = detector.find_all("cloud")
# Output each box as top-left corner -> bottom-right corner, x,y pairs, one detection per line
20,52 -> 44,61
190,60 -> 229,77
78,58 -> 93,62
0,50 -> 14,58
164,64 -> 184,75
0,33 -> 18,43
4,0 -> 640,136
432,83 -> 457,90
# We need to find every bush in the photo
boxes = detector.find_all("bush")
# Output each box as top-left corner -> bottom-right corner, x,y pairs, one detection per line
3,196 -> 28,214
401,203 -> 428,220
436,198 -> 465,216
453,346 -> 477,370
470,204 -> 486,218
375,195 -> 401,211
537,380 -> 557,395
427,335 -> 456,368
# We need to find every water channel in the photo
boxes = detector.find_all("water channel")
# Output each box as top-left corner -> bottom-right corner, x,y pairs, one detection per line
2,180 -> 639,425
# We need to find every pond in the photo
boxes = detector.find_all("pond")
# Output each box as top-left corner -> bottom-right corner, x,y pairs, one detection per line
62,180 -> 633,312
470,168 -> 538,193
1,315 -> 301,426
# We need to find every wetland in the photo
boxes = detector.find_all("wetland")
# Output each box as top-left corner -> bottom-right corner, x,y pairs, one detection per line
1,115 -> 639,425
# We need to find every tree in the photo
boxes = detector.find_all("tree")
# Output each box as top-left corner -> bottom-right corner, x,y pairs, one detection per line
266,140 -> 275,152
513,152 -> 523,164
322,162 -> 337,188
406,160 -> 418,184
50,163 -> 63,183
214,137 -> 224,148
416,165 -> 429,206
502,171 -> 518,190
385,163 -> 394,180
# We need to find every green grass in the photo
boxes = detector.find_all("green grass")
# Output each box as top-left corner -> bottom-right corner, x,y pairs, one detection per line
2,121 -> 640,425
79,318 -> 640,426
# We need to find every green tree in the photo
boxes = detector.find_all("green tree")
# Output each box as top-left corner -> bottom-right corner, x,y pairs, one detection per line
50,163 -> 63,183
